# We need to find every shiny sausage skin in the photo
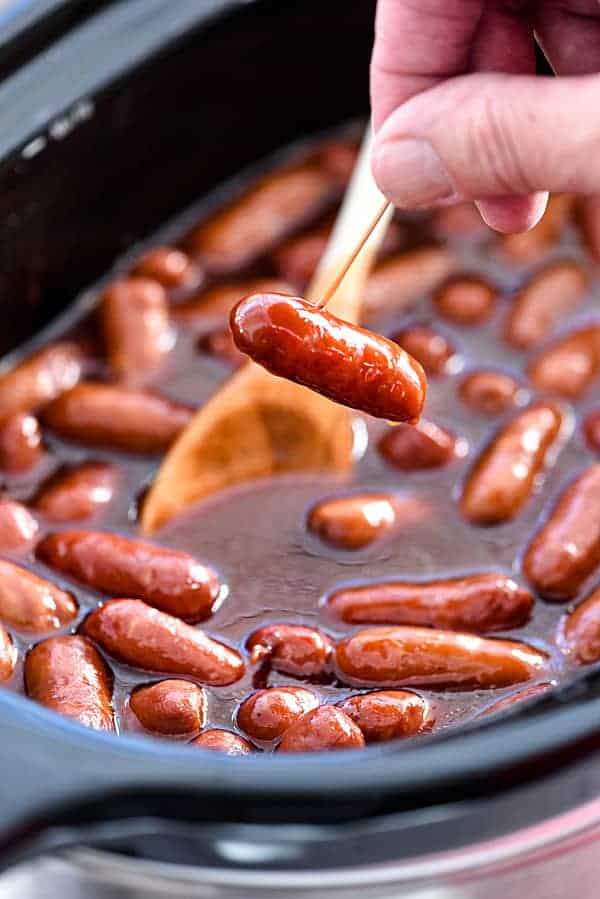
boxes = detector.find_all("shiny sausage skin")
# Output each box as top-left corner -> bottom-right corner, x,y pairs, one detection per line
337,690 -> 432,742
326,574 -> 534,632
0,413 -> 43,473
528,325 -> 600,399
364,247 -> 456,321
278,705 -> 365,752
237,687 -> 319,742
81,599 -> 244,685
504,262 -> 587,349
42,383 -> 192,454
132,246 -> 202,289
33,462 -> 120,522
584,409 -> 600,453
558,587 -> 600,664
392,325 -> 456,376
0,622 -> 16,681
172,279 -> 293,330
0,342 -> 85,423
101,277 -> 173,382
523,464 -> 600,601
459,371 -> 522,416
247,624 -> 333,679
37,530 -> 220,622
0,559 -> 77,632
0,501 -> 39,554
190,730 -> 253,754
307,493 -> 399,550
186,164 -> 337,275
231,294 -> 426,423
25,636 -> 114,729
129,679 -> 206,735
460,402 -> 562,525
335,626 -> 546,689
378,419 -> 462,470
478,682 -> 552,717
433,275 -> 496,325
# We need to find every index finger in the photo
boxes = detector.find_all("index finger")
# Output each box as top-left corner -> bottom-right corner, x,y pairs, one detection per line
370,0 -> 484,129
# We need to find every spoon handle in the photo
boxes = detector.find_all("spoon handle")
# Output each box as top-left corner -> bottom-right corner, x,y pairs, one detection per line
307,128 -> 394,322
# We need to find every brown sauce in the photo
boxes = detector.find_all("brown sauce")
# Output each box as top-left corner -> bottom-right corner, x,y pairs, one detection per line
0,127 -> 598,751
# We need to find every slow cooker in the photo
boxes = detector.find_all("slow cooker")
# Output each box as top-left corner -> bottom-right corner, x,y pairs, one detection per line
1,2 -> 600,896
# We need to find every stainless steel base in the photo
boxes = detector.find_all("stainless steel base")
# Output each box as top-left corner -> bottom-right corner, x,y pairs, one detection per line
3,797 -> 600,899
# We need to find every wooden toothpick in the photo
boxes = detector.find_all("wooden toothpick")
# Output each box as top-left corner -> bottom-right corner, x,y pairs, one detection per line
316,198 -> 391,309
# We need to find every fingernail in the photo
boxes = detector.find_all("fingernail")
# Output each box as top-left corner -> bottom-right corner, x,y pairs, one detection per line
373,138 -> 457,207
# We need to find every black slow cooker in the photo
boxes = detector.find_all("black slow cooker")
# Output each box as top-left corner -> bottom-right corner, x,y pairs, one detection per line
1,3 -> 600,896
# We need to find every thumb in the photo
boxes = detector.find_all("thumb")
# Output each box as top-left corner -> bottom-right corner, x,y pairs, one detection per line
372,72 -> 600,230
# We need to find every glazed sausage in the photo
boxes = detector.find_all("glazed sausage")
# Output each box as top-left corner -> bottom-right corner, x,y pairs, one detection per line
186,164 -> 337,274
392,325 -> 457,376
364,247 -> 456,321
0,501 -> 39,554
524,464 -> 600,600
25,636 -> 114,730
0,413 -> 43,473
42,383 -> 192,454
190,730 -> 253,754
496,195 -> 574,262
101,277 -> 173,382
129,679 -> 206,735
558,586 -> 600,664
326,574 -> 534,632
478,682 -> 552,717
337,690 -> 432,742
132,246 -> 202,289
378,419 -> 462,470
278,705 -> 365,752
37,530 -> 220,622
33,462 -> 120,522
231,294 -> 426,423
335,627 -> 547,689
459,371 -> 523,416
197,327 -> 246,368
81,599 -> 244,685
528,325 -> 600,399
584,409 -> 600,453
172,279 -> 293,330
460,402 -> 563,525
247,624 -> 333,679
0,622 -> 16,681
433,275 -> 497,325
237,687 -> 319,742
0,342 -> 85,423
0,559 -> 77,632
504,262 -> 587,350
271,222 -> 331,289
307,493 -> 399,550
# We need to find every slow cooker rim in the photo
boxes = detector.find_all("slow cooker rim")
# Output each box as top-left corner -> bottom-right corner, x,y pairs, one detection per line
3,667 -> 600,802
1,0 -> 599,835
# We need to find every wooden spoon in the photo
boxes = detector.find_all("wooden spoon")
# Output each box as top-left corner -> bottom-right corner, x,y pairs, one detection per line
141,131 -> 393,534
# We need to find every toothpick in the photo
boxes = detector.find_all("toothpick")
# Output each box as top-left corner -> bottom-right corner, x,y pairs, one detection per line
316,199 -> 391,309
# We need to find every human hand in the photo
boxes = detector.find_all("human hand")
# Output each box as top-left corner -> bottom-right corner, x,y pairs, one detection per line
370,1 -> 600,232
